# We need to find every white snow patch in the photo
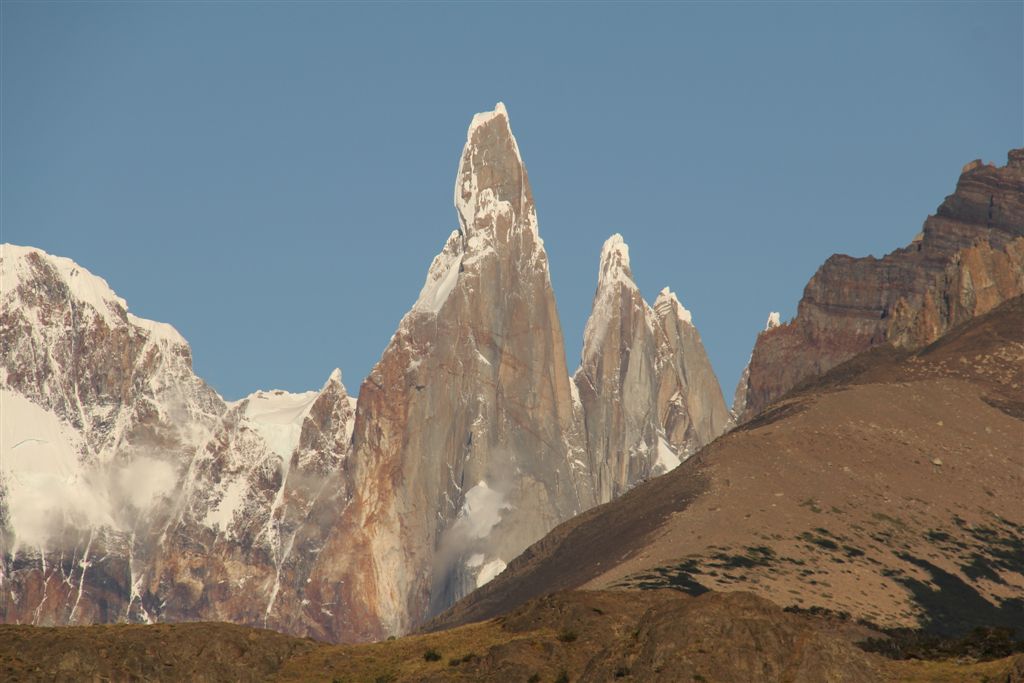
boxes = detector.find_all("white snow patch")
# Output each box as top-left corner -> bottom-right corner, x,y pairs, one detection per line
654,436 -> 682,474
1,244 -> 125,319
766,312 -> 781,330
597,234 -> 635,290
127,314 -> 187,347
454,481 -> 511,540
466,101 -> 509,136
569,376 -> 583,414
654,287 -> 693,325
413,231 -> 463,315
0,390 -> 115,549
237,389 -> 319,463
202,476 -> 249,534
476,559 -> 506,587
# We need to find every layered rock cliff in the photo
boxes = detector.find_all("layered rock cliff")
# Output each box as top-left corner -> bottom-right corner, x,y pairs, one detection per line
734,150 -> 1024,421
574,235 -> 729,503
731,312 -> 780,418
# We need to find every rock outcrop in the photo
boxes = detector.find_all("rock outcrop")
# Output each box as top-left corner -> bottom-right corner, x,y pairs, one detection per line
574,235 -> 662,501
0,244 -> 356,634
735,150 -> 1024,422
574,235 -> 729,503
652,287 -> 731,457
731,312 -> 780,418
306,103 -> 595,641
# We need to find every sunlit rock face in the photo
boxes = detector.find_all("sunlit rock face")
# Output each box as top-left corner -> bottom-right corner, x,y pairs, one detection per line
309,103 -> 595,641
731,312 -> 780,419
574,235 -> 730,504
734,150 -> 1024,422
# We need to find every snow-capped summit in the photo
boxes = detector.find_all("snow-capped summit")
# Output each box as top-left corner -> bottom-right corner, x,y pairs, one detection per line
412,104 -> 541,320
582,234 -> 646,358
454,102 -> 536,242
654,286 -> 693,325
1,243 -> 355,634
331,102 -> 590,640
2,243 -> 187,348
575,234 -> 729,503
1,243 -> 217,460
597,233 -> 635,289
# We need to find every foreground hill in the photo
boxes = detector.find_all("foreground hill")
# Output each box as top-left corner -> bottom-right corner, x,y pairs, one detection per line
430,296 -> 1024,637
3,589 -> 1021,682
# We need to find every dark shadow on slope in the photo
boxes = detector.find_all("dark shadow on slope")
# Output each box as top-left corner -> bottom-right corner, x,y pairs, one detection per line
982,395 -> 1024,420
612,558 -> 710,595
858,626 -> 1024,661
894,553 -> 1024,637
734,402 -> 807,432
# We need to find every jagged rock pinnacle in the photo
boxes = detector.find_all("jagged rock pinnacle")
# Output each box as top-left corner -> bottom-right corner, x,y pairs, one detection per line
597,234 -> 634,288
454,102 -> 534,239
654,287 -> 693,325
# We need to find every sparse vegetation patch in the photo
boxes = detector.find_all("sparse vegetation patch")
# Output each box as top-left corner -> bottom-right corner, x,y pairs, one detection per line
858,626 -> 1024,661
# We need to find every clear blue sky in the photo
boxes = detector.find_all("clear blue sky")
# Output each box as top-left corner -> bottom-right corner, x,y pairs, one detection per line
3,2 -> 1021,401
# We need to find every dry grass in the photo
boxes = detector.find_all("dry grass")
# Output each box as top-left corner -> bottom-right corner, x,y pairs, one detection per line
887,656 -> 1024,682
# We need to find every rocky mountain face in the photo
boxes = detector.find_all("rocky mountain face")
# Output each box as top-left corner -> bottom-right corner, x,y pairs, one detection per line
0,244 -> 356,633
432,295 -> 1024,638
1,104 -> 729,641
651,287 -> 731,458
306,103 -> 595,641
734,150 -> 1024,421
731,312 -> 780,417
574,234 -> 729,503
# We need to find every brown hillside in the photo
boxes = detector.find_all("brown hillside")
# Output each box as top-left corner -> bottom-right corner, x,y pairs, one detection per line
430,296 -> 1024,636
4,590 -> 1022,682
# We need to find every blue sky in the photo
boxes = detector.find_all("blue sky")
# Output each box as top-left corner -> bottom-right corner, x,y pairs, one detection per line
3,2 -> 1021,401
